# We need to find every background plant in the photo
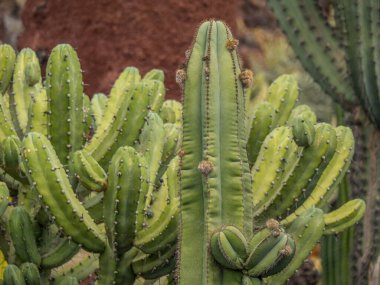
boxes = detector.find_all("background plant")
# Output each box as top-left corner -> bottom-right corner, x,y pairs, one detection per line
267,1 -> 380,284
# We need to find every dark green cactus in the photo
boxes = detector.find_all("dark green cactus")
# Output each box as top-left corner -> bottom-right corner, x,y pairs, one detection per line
267,1 -> 380,283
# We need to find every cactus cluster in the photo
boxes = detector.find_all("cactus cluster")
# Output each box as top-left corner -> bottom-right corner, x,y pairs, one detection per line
267,1 -> 380,283
0,43 -> 181,284
176,20 -> 364,285
0,19 -> 365,285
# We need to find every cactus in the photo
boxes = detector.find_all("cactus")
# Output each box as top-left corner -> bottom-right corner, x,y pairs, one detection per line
0,21 -> 365,285
267,1 -> 380,283
176,20 -> 364,285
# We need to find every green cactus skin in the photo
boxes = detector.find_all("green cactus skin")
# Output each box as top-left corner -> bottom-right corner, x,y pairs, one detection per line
55,276 -> 79,285
246,231 -> 295,278
115,247 -> 139,285
4,264 -> 26,285
324,199 -> 366,235
12,48 -> 43,134
90,93 -> 108,130
178,20 -> 252,285
144,80 -> 165,113
0,44 -> 16,95
0,135 -> 26,182
290,117 -> 315,147
247,102 -> 275,167
159,100 -> 182,125
283,126 -> 355,224
132,244 -> 176,280
0,181 -> 9,217
9,207 -> 41,265
84,75 -> 151,167
210,226 -> 248,270
267,0 -> 357,111
155,123 -> 181,186
259,123 -> 337,223
21,132 -> 105,252
143,69 -> 165,82
39,225 -> 79,269
82,95 -> 92,142
251,126 -> 300,218
29,88 -> 48,136
266,74 -> 298,127
20,262 -> 41,285
134,157 -> 179,254
135,112 -> 165,194
104,146 -> 147,255
45,44 -> 84,180
97,245 -> 117,285
287,104 -> 317,125
0,95 -> 17,143
73,150 -> 107,192
51,252 -> 98,282
266,208 -> 324,284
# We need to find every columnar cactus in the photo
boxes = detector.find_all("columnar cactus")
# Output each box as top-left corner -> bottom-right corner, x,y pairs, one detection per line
267,1 -> 380,283
177,19 -> 364,285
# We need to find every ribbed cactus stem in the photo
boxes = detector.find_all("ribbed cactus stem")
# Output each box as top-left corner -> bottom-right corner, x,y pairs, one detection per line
178,20 -> 252,285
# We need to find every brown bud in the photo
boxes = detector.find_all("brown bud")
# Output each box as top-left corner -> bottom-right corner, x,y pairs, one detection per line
198,160 -> 214,176
178,149 -> 186,158
280,244 -> 293,256
176,69 -> 187,88
226,38 -> 239,51
266,218 -> 280,231
239,69 -> 254,88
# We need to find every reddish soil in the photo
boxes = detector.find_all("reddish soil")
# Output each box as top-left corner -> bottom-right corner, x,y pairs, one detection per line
19,0 -> 240,99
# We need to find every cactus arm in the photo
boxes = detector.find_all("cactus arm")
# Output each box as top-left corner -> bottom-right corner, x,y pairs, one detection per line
8,207 -> 41,265
90,93 -> 108,130
143,69 -> 165,82
104,146 -> 145,255
145,80 -> 165,113
45,44 -> 84,179
283,126 -> 354,224
29,88 -> 48,136
266,74 -> 299,127
134,157 -> 179,253
251,127 -> 299,218
115,247 -> 139,285
3,264 -> 26,285
132,245 -> 176,280
247,102 -> 274,167
39,225 -> 80,269
135,112 -> 165,193
12,48 -> 42,134
73,150 -> 107,192
267,0 -> 356,106
324,199 -> 366,235
0,96 -> 17,142
51,252 -> 98,282
0,44 -> 16,95
84,81 -> 149,167
20,262 -> 40,285
97,245 -> 116,285
21,132 -> 105,252
159,100 -> 182,125
260,123 -> 336,222
265,208 -> 325,284
0,182 -> 9,217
